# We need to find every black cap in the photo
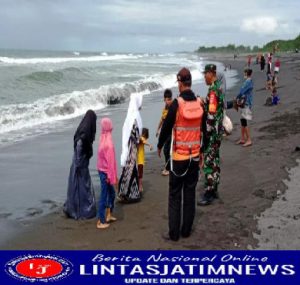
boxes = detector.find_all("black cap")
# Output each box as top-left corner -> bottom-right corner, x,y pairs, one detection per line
244,68 -> 252,76
177,67 -> 192,83
203,64 -> 217,73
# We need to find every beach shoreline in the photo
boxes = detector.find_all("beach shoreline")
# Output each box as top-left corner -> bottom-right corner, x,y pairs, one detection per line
1,53 -> 300,250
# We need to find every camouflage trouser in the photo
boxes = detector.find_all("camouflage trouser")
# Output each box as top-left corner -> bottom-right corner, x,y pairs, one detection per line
203,139 -> 221,193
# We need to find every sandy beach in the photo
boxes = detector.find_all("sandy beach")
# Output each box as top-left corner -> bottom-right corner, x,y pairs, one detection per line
1,53 -> 300,250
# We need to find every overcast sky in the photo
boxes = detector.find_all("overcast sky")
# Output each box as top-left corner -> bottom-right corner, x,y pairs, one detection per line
0,0 -> 299,53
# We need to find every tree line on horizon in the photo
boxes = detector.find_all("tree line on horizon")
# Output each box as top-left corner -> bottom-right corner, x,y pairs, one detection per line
196,34 -> 300,53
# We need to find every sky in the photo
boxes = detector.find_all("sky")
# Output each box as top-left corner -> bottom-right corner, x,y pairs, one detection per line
0,0 -> 299,53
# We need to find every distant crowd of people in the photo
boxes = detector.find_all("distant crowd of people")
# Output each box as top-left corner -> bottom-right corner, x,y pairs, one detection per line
249,52 -> 281,105
63,53 -> 281,241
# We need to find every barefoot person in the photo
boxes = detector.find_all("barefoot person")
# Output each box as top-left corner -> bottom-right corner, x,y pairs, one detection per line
96,118 -> 118,229
64,110 -> 97,219
236,68 -> 254,147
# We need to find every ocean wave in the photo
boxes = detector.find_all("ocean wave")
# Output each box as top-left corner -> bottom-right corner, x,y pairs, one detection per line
21,70 -> 64,83
0,54 -> 142,65
0,67 -> 203,135
19,66 -> 87,83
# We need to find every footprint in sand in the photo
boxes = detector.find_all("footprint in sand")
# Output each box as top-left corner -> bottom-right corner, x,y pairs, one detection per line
117,238 -> 132,243
57,226 -> 75,230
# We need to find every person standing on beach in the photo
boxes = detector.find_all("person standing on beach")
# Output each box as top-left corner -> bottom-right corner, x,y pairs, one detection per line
217,72 -> 226,108
118,93 -> 143,202
156,89 -> 173,176
96,118 -> 118,229
235,68 -> 254,147
247,55 -> 252,68
267,53 -> 273,72
137,128 -> 153,192
198,64 -> 225,206
274,58 -> 281,74
64,110 -> 97,220
260,54 -> 266,72
157,67 -> 203,241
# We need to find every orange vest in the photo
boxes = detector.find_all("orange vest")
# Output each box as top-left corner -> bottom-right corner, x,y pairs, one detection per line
173,97 -> 203,161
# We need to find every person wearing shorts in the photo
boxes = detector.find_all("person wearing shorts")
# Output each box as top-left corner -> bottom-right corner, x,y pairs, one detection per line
236,69 -> 254,147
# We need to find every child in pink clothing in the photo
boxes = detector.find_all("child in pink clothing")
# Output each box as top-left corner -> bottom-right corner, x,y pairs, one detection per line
96,118 -> 118,229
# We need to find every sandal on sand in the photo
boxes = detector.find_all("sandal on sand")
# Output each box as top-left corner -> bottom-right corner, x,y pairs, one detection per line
235,140 -> 245,145
242,142 -> 252,147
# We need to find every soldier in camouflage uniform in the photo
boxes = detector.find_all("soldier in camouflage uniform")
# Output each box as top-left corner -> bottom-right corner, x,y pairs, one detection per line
198,64 -> 225,206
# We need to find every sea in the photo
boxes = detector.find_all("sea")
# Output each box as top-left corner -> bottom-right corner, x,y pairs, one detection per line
0,49 -> 213,147
0,49 -> 239,228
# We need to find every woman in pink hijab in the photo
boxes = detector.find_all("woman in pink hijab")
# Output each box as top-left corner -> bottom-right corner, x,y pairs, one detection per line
96,118 -> 118,229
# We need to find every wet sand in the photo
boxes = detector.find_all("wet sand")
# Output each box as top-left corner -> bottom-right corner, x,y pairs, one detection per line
1,53 -> 300,250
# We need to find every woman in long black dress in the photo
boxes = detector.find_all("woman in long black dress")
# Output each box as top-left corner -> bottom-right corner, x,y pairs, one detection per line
118,93 -> 143,202
64,110 -> 97,219
260,55 -> 266,71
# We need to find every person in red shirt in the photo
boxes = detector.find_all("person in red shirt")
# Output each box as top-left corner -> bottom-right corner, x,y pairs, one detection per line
247,55 -> 252,68
274,58 -> 280,74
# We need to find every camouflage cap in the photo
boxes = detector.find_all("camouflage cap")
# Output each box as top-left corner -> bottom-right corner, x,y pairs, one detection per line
203,64 -> 217,73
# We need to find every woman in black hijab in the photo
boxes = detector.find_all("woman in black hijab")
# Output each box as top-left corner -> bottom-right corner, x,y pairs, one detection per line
64,110 -> 97,219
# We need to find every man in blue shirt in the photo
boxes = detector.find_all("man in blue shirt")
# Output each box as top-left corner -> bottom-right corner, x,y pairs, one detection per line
236,69 -> 254,147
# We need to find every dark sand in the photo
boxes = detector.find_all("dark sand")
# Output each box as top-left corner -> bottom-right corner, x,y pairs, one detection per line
2,53 -> 300,250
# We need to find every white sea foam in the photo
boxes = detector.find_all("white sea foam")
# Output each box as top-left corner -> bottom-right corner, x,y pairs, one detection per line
0,54 -> 141,65
0,51 -> 208,147
0,66 -> 203,137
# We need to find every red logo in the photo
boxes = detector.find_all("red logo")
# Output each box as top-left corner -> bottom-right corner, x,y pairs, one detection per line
16,258 -> 63,278
5,254 -> 73,282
